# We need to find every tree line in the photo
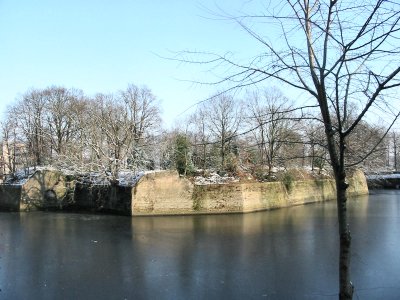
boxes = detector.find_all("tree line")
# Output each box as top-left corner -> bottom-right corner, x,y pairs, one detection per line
1,84 -> 161,183
1,84 -> 398,183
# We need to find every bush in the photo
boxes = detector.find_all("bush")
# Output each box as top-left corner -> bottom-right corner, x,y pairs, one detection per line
282,172 -> 295,192
223,153 -> 239,174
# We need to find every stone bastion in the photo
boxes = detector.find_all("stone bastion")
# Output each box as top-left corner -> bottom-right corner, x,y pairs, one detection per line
0,169 -> 368,216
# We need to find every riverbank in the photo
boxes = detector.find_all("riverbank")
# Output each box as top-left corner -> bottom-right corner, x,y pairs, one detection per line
0,169 -> 368,216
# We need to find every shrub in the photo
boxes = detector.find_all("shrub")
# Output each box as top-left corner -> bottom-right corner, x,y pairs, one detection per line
223,153 -> 239,175
282,172 -> 295,192
174,134 -> 194,176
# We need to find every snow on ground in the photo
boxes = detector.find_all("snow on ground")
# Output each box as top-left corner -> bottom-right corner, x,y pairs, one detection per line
366,173 -> 400,180
194,172 -> 239,185
117,171 -> 145,186
3,166 -> 147,187
3,167 -> 43,185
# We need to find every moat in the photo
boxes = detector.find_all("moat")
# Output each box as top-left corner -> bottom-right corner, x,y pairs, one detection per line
1,190 -> 399,299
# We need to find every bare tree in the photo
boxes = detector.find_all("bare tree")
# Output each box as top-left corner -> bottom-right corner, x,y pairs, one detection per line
181,1 -> 400,298
0,116 -> 20,174
120,84 -> 162,171
3,87 -> 87,171
392,131 -> 399,171
81,84 -> 162,183
204,93 -> 241,171
346,120 -> 388,170
83,93 -> 132,183
12,89 -> 49,166
302,118 -> 328,172
120,84 -> 161,143
63,96 -> 92,170
245,87 -> 298,175
189,107 -> 212,173
43,86 -> 83,159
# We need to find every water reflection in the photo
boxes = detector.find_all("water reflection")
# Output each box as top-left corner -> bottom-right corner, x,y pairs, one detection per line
0,191 -> 399,299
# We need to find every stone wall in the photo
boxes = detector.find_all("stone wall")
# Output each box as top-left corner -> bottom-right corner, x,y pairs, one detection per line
132,171 -> 194,214
132,170 -> 369,216
72,183 -> 132,215
3,170 -> 131,214
21,169 -> 73,211
0,169 -> 369,216
347,169 -> 370,196
0,185 -> 22,211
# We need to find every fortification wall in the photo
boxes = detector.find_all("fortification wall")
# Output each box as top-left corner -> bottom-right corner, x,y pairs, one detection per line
20,169 -> 72,211
0,169 -> 369,215
132,169 -> 368,216
0,170 -> 131,214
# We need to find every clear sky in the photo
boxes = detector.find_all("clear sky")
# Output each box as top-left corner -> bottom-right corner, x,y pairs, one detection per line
0,0 -> 264,127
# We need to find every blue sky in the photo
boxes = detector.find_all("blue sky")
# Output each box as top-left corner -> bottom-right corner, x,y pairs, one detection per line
0,0 -> 264,126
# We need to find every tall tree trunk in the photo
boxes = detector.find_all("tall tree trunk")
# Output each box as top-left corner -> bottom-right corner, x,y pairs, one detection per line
336,175 -> 353,299
221,135 -> 225,170
322,102 -> 353,298
394,133 -> 398,171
